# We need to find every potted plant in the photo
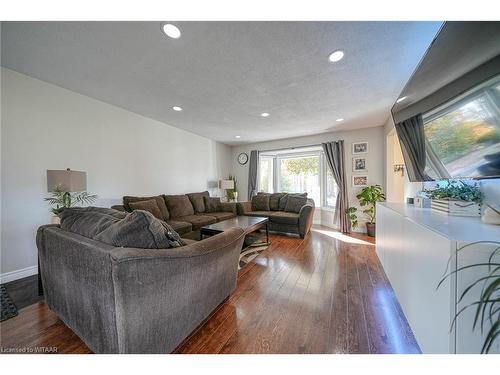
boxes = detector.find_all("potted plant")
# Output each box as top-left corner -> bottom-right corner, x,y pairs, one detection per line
438,241 -> 500,353
425,180 -> 482,216
225,175 -> 238,202
346,184 -> 386,237
45,186 -> 97,224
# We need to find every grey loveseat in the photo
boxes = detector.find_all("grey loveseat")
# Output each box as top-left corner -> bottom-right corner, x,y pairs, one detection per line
236,193 -> 315,238
36,223 -> 245,353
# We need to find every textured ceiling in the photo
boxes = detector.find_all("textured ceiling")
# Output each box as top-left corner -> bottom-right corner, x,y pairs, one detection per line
1,21 -> 442,145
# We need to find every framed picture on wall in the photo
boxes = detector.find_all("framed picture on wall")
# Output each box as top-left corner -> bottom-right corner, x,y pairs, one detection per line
352,175 -> 368,187
352,157 -> 367,172
352,142 -> 368,154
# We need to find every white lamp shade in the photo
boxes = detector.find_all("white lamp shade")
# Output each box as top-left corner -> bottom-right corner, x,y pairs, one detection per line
219,179 -> 235,190
47,169 -> 87,192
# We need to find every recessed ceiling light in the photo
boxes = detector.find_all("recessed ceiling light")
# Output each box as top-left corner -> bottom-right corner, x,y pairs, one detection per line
235,135 -> 241,139
328,50 -> 344,63
261,112 -> 270,117
162,23 -> 181,39
336,118 -> 344,122
172,106 -> 183,111
396,96 -> 407,103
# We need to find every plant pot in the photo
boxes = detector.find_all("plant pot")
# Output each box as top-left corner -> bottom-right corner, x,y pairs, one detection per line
366,222 -> 376,237
51,215 -> 61,225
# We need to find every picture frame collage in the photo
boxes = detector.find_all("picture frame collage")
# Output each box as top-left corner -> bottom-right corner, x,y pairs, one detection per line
351,142 -> 368,187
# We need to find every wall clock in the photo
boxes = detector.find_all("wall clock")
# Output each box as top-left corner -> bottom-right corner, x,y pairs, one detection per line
238,153 -> 249,165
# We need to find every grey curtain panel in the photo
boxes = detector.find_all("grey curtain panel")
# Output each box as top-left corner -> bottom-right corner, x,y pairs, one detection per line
395,114 -> 431,182
247,150 -> 259,200
322,141 -> 351,233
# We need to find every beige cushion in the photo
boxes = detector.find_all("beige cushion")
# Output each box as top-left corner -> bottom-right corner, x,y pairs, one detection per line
123,195 -> 169,220
187,191 -> 210,213
128,199 -> 163,220
165,195 -> 195,218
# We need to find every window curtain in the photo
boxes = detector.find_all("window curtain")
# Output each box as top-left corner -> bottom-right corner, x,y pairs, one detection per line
395,114 -> 432,181
247,150 -> 259,200
322,141 -> 351,233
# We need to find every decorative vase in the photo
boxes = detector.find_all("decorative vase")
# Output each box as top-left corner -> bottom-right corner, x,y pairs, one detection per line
51,215 -> 61,225
366,222 -> 376,237
233,192 -> 238,202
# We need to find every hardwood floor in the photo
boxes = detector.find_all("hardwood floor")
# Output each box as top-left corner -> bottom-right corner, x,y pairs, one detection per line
0,226 -> 420,354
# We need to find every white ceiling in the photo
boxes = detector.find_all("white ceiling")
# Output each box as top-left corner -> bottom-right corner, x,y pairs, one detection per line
1,21 -> 442,145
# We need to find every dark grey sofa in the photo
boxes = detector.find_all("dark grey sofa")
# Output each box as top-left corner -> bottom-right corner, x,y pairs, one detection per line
36,224 -> 245,353
236,194 -> 315,238
112,191 -> 237,238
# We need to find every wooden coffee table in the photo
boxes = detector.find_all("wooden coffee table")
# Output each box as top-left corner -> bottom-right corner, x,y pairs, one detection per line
200,216 -> 269,245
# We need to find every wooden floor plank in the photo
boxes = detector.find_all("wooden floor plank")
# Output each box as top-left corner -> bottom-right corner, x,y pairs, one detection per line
0,226 -> 420,354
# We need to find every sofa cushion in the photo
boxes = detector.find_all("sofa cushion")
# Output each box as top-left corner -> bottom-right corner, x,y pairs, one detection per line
244,211 -> 271,218
204,211 -> 236,222
204,196 -> 222,213
60,207 -> 185,248
165,220 -> 192,236
187,191 -> 210,213
177,214 -> 217,230
123,195 -> 170,221
128,199 -> 163,220
165,194 -> 195,218
269,193 -> 285,211
252,194 -> 270,211
268,211 -> 300,225
279,193 -> 307,211
284,195 -> 308,213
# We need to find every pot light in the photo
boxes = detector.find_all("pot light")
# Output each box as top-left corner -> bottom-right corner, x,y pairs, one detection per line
235,135 -> 241,139
172,106 -> 183,111
162,23 -> 181,39
261,112 -> 270,117
396,96 -> 407,103
336,118 -> 344,122
328,50 -> 344,63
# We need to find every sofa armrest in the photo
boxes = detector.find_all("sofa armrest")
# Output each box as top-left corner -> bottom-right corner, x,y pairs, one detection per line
298,203 -> 315,238
220,202 -> 237,215
236,201 -> 252,216
111,204 -> 126,212
108,227 -> 245,353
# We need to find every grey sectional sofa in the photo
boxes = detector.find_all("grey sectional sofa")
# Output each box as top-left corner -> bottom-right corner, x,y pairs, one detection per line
37,222 -> 245,353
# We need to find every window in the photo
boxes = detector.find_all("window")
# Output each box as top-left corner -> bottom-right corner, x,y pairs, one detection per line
258,148 -> 338,208
423,75 -> 500,179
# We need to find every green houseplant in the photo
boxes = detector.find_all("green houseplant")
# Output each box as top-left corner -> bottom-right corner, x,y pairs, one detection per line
425,180 -> 482,203
45,185 -> 97,216
438,241 -> 500,353
346,184 -> 386,237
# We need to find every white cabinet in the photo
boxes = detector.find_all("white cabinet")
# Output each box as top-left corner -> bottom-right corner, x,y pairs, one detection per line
376,203 -> 500,354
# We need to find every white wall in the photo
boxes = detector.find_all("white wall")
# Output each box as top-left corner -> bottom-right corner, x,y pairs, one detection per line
231,126 -> 385,231
0,68 -> 232,282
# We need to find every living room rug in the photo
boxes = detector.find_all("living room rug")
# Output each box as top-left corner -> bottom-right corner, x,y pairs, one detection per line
239,235 -> 270,269
1,284 -> 18,322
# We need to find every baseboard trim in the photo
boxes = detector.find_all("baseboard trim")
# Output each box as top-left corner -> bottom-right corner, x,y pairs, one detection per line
0,265 -> 38,284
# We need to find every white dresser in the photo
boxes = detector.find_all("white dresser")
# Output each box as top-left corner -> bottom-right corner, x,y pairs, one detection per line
376,202 -> 500,354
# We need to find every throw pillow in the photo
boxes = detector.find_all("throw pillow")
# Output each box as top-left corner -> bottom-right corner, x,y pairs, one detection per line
284,195 -> 308,213
279,193 -> 307,211
60,207 -> 185,249
123,195 -> 170,221
269,193 -> 285,211
204,196 -> 222,212
128,199 -> 163,220
164,194 -> 195,218
187,191 -> 210,213
252,194 -> 270,211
